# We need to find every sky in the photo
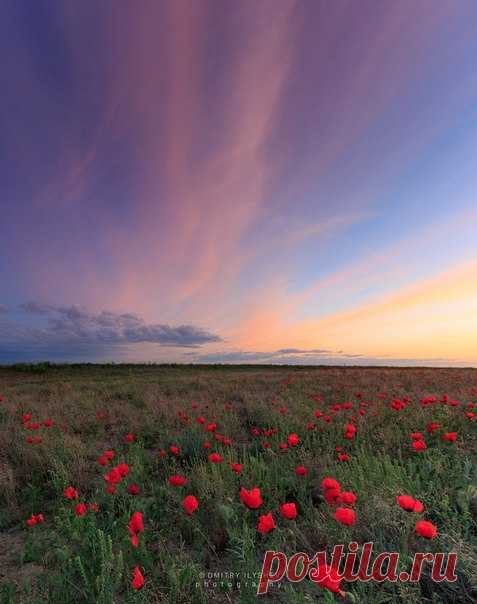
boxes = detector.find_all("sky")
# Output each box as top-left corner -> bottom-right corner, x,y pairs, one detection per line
1,0 -> 477,366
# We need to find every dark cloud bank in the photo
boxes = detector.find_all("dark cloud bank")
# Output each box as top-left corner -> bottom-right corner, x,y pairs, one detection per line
0,302 -> 221,362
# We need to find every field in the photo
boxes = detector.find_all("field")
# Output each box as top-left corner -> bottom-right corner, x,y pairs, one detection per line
0,364 -> 476,604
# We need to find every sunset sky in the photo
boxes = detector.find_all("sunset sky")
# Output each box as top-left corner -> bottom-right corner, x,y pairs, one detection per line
1,1 -> 477,365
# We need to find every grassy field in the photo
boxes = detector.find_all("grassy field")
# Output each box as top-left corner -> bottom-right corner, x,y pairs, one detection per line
0,364 -> 476,603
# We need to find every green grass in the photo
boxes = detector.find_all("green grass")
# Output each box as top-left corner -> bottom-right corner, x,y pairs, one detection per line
0,364 -> 476,603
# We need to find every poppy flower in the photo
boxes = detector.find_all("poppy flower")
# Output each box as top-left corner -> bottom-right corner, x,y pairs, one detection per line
223,438 -> 232,446
208,453 -> 223,463
64,486 -> 79,500
412,440 -> 427,451
442,432 -> 457,442
321,477 -> 340,491
169,475 -> 187,487
106,485 -> 117,494
117,463 -> 129,477
310,563 -> 343,594
104,450 -> 114,460
132,566 -> 144,590
26,514 -> 44,526
257,512 -> 276,533
324,488 -> 342,506
340,491 -> 357,506
287,433 -> 300,446
338,454 -> 349,462
104,467 -> 122,484
129,511 -> 144,535
203,441 -> 212,449
88,503 -> 99,512
240,487 -> 262,509
396,495 -> 424,513
426,422 -> 440,433
169,445 -> 180,455
128,484 -> 141,495
98,456 -> 108,466
334,507 -> 356,526
280,503 -> 297,519
230,463 -> 242,474
205,423 -> 217,432
279,443 -> 288,451
159,449 -> 167,457
196,417 -> 205,424
409,433 -> 424,440
182,495 -> 199,515
295,466 -> 308,476
125,433 -> 135,442
74,503 -> 87,516
43,419 -> 53,427
415,520 -> 437,539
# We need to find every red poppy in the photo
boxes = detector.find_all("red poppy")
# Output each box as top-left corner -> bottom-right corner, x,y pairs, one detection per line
132,566 -> 144,590
26,513 -> 44,526
169,445 -> 180,455
337,454 -> 349,462
129,511 -> 144,535
128,484 -> 141,495
203,441 -> 212,449
279,443 -> 288,450
409,433 -> 424,440
43,419 -> 53,427
240,487 -> 262,509
321,477 -> 340,491
208,452 -> 224,463
104,467 -> 122,485
182,495 -> 199,515
257,512 -> 276,533
74,503 -> 88,517
310,563 -> 343,593
340,491 -> 357,506
125,433 -> 135,442
280,503 -> 297,519
169,475 -> 187,487
287,433 -> 300,446
117,463 -> 129,477
230,463 -> 243,474
412,440 -> 427,451
442,432 -> 457,442
334,507 -> 356,526
205,423 -> 217,432
64,486 -> 79,500
104,450 -> 114,460
295,466 -> 308,476
396,495 -> 424,513
98,456 -> 108,466
415,520 -> 437,539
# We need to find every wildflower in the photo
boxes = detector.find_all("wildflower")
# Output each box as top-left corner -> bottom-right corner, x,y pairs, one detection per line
412,440 -> 427,451
396,495 -> 424,513
169,475 -> 187,487
240,487 -> 262,509
340,491 -> 357,506
415,520 -> 437,539
230,463 -> 242,474
74,503 -> 88,517
169,445 -> 179,455
280,503 -> 297,519
208,453 -> 223,464
287,433 -> 300,446
132,566 -> 144,590
125,433 -> 135,442
64,486 -> 79,500
182,495 -> 199,515
26,514 -> 44,526
295,466 -> 308,476
128,484 -> 141,495
442,432 -> 457,442
257,512 -> 276,533
334,507 -> 356,526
